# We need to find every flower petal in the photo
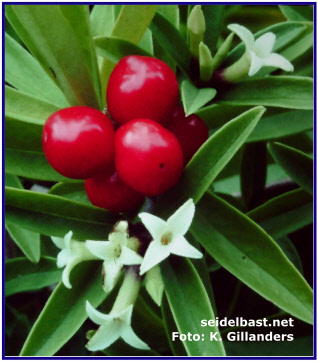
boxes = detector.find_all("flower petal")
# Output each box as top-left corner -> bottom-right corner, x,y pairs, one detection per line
63,231 -> 73,249
109,220 -> 129,246
248,52 -> 265,76
138,212 -> 166,240
62,258 -> 80,289
86,301 -> 112,325
102,260 -> 123,293
86,322 -> 122,351
228,24 -> 254,52
120,246 -> 143,265
86,240 -> 115,261
139,240 -> 170,275
166,199 -> 195,236
264,52 -> 294,72
254,32 -> 276,57
121,326 -> 150,350
117,304 -> 133,325
56,249 -> 71,268
51,236 -> 65,250
145,265 -> 164,306
169,234 -> 203,259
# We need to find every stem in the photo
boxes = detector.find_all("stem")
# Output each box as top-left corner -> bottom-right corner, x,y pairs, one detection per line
111,266 -> 141,314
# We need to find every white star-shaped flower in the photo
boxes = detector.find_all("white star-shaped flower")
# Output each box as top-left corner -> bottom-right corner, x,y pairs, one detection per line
86,221 -> 143,293
228,24 -> 294,76
139,199 -> 203,275
86,301 -> 149,351
51,231 -> 98,289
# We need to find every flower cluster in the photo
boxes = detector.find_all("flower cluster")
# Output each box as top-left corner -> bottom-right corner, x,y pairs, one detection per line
51,199 -> 202,352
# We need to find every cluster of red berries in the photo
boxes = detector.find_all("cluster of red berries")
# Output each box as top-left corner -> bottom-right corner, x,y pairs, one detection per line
43,56 -> 208,213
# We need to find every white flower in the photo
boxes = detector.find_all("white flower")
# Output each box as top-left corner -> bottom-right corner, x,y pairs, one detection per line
86,301 -> 149,351
86,221 -> 143,293
228,23 -> 294,76
51,231 -> 98,289
144,265 -> 164,306
139,199 -> 203,275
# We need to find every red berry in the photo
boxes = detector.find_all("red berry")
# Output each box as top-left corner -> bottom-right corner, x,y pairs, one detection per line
107,55 -> 179,125
43,106 -> 115,179
167,107 -> 209,164
115,119 -> 183,197
85,172 -> 144,213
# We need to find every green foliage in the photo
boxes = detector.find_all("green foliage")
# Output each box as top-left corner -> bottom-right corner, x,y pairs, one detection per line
5,4 -> 313,357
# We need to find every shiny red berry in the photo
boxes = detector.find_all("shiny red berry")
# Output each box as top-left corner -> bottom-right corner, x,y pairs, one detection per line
42,106 -> 115,179
107,55 -> 179,125
115,119 -> 183,197
85,172 -> 144,213
167,107 -> 209,164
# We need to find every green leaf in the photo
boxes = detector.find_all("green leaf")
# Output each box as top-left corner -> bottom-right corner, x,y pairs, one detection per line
5,257 -> 62,297
248,188 -> 313,239
90,5 -> 116,37
161,295 -> 187,356
5,85 -> 60,121
5,113 -> 43,152
95,36 -> 151,64
58,5 -> 102,105
4,33 -> 69,108
217,76 -> 313,110
161,258 -> 226,356
201,5 -> 225,53
5,187 -> 119,240
279,5 -> 313,21
247,109 -> 313,143
181,80 -> 216,116
268,142 -> 313,195
49,182 -> 90,204
191,192 -> 313,324
6,5 -> 100,108
275,236 -> 303,273
5,174 -> 40,263
20,262 -> 106,356
5,148 -> 71,182
150,12 -> 192,78
158,5 -> 179,29
155,106 -> 265,217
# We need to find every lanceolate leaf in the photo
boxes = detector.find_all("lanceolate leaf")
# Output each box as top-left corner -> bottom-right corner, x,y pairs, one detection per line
4,33 -> 69,108
5,86 -> 60,121
58,5 -> 102,105
181,80 -> 216,116
150,12 -> 192,78
95,36 -> 151,64
20,262 -> 106,356
248,188 -> 313,239
268,142 -> 313,195
155,106 -> 265,217
49,182 -> 90,204
161,258 -> 226,356
90,5 -> 116,37
5,148 -> 71,182
201,5 -> 225,53
6,5 -> 100,108
5,257 -> 62,297
5,174 -> 40,263
5,187 -> 119,240
217,76 -> 313,110
279,5 -> 313,21
191,192 -> 313,324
